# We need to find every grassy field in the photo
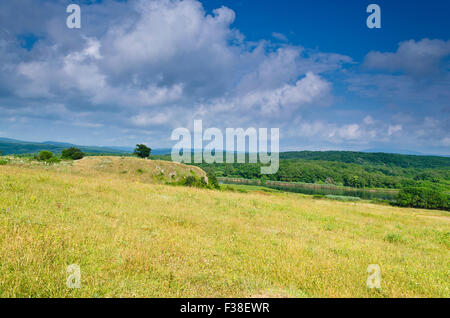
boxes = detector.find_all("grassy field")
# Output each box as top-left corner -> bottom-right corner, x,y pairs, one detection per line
0,160 -> 449,297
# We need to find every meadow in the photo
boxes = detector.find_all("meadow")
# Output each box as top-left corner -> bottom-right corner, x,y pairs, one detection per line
0,158 -> 449,297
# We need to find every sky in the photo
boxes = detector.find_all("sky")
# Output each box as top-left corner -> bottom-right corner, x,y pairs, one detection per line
0,0 -> 449,155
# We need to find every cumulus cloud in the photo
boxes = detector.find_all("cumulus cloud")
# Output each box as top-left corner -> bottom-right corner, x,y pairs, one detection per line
283,113 -> 449,152
0,0 -> 448,154
364,39 -> 450,76
2,0 -> 346,132
348,39 -> 450,119
238,72 -> 331,115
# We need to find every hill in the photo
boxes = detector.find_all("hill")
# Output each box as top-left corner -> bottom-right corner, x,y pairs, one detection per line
0,155 -> 207,185
0,138 -> 174,156
71,156 -> 207,184
279,151 -> 450,169
0,163 -> 448,297
0,138 -> 129,155
156,151 -> 450,194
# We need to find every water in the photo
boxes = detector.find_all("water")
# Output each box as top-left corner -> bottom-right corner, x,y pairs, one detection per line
219,178 -> 398,201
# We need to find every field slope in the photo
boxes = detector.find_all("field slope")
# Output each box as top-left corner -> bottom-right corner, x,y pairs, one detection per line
0,164 -> 448,297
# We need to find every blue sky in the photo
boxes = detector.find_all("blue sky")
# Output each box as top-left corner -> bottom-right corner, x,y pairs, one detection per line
203,0 -> 450,59
0,0 -> 449,154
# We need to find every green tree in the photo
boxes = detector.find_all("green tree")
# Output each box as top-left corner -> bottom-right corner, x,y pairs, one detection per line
134,144 -> 151,158
37,150 -> 53,161
396,187 -> 449,211
61,147 -> 85,160
206,170 -> 220,189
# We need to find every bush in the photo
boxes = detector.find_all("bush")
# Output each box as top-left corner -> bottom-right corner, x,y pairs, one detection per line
223,185 -> 236,192
181,175 -> 208,188
46,157 -> 61,164
37,150 -> 53,161
61,147 -> 85,160
206,170 -> 220,189
395,187 -> 449,211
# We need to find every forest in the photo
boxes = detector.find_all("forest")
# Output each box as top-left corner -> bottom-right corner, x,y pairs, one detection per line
151,151 -> 450,210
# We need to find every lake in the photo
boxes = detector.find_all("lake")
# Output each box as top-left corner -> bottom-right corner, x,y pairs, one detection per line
219,178 -> 398,201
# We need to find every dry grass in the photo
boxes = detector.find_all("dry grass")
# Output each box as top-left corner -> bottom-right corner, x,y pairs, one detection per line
71,156 -> 206,184
0,163 -> 449,298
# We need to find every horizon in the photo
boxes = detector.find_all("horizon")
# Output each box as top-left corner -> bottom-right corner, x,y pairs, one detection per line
2,136 -> 450,158
0,0 -> 449,155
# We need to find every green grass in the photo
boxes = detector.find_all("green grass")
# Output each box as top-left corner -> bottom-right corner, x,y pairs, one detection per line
0,162 -> 449,298
324,195 -> 362,202
220,183 -> 280,193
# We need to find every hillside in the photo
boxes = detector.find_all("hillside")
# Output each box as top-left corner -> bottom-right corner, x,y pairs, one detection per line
0,163 -> 448,297
0,156 -> 207,185
0,138 -> 129,155
71,156 -> 207,184
162,151 -> 450,194
279,151 -> 450,169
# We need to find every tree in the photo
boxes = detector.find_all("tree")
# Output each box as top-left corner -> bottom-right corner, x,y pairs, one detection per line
134,144 -> 151,158
206,170 -> 220,189
396,187 -> 449,211
61,147 -> 85,160
37,150 -> 53,161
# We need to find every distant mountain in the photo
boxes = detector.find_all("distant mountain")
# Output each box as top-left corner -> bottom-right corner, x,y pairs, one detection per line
363,148 -> 425,156
151,148 -> 172,155
363,148 -> 449,157
279,150 -> 450,169
105,146 -> 135,152
0,138 -> 173,156
0,138 -> 130,155
41,141 -> 79,147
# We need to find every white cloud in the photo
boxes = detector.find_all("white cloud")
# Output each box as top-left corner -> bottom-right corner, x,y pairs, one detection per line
364,39 -> 450,76
1,0 -> 448,154
239,72 -> 331,115
331,124 -> 362,140
8,0 -> 345,131
131,112 -> 171,126
272,32 -> 288,42
387,124 -> 402,136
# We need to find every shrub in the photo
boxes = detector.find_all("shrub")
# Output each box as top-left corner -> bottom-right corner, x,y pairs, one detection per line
183,176 -> 198,187
396,187 -> 449,211
206,170 -> 220,189
223,185 -> 236,192
46,157 -> 61,164
182,175 -> 208,188
37,150 -> 53,161
61,147 -> 85,160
